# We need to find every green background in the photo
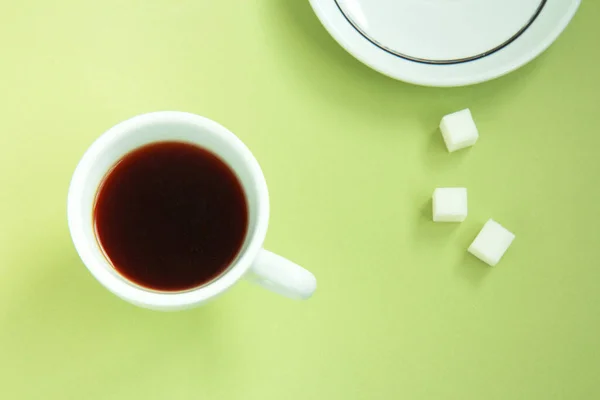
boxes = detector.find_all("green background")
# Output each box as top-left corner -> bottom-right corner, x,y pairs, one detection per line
1,1 -> 598,399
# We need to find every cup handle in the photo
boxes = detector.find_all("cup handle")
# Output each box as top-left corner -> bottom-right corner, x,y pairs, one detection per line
245,249 -> 316,300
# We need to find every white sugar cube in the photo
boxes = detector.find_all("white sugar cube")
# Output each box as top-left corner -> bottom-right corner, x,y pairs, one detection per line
433,188 -> 467,222
440,109 -> 479,152
468,219 -> 515,266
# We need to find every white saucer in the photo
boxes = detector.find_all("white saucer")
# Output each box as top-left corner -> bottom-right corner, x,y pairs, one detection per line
309,0 -> 580,87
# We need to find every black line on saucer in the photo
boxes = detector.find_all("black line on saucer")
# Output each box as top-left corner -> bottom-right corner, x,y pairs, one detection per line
334,0 -> 547,65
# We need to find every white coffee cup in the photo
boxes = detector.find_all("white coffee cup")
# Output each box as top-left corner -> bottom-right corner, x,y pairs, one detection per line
67,111 -> 316,311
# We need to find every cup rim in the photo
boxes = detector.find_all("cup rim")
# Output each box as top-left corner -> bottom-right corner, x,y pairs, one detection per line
67,111 -> 269,310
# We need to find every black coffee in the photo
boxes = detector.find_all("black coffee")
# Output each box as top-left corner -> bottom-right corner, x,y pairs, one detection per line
93,141 -> 248,292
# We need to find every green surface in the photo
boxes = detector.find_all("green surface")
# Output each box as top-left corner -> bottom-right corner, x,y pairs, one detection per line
1,1 -> 599,399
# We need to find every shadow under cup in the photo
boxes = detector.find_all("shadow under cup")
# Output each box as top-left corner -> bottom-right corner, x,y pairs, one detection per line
68,112 -> 270,308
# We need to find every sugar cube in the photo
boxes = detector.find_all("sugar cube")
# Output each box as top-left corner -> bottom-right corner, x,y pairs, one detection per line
440,109 -> 479,152
468,219 -> 515,266
433,188 -> 467,222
